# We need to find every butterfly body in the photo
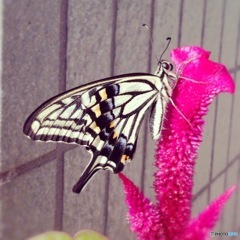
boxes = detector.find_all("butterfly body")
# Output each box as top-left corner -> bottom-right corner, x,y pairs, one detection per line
23,60 -> 177,193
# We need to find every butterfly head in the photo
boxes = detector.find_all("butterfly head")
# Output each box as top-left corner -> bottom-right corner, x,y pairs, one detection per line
156,59 -> 174,75
160,60 -> 174,72
155,60 -> 178,88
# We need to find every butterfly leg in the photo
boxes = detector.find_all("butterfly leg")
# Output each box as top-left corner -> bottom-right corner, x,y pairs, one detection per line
169,98 -> 192,127
175,56 -> 208,84
175,55 -> 200,77
178,76 -> 208,84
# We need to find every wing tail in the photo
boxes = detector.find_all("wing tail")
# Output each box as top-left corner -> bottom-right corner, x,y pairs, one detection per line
72,159 -> 100,194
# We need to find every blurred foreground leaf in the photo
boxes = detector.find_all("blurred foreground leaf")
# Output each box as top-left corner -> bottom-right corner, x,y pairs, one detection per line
28,230 -> 109,240
28,231 -> 72,240
74,230 -> 109,240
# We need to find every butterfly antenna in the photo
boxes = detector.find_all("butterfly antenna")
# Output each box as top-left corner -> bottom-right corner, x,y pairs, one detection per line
169,98 -> 192,127
142,24 -> 154,49
159,37 -> 172,61
142,24 -> 159,63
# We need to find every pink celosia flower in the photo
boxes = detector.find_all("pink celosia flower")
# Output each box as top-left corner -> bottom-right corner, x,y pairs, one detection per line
119,46 -> 235,240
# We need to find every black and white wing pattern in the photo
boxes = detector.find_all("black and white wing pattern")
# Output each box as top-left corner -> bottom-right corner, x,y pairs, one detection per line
23,72 -> 172,193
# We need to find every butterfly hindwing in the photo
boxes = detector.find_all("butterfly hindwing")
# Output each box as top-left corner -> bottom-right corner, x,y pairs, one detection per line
72,90 -> 158,193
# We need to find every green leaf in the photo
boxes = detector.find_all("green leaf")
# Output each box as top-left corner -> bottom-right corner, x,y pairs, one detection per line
74,230 -> 109,240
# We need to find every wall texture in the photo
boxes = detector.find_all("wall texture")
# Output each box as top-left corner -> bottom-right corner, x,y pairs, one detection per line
0,0 -> 240,239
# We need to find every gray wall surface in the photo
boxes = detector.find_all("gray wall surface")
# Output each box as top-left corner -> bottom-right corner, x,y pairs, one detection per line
0,0 -> 240,239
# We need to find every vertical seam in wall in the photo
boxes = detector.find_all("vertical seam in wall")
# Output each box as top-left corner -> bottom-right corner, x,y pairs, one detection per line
232,80 -> 240,227
54,0 -> 68,231
177,0 -> 184,47
223,10 -> 240,186
147,0 -> 155,74
0,0 -> 2,172
200,0 -> 207,47
226,12 -> 240,230
141,0 -> 155,192
103,0 -> 118,235
0,2 -> 3,239
233,159 -> 240,229
207,0 -> 226,204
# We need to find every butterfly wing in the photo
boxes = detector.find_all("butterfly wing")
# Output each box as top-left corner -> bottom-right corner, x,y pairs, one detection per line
23,73 -> 160,193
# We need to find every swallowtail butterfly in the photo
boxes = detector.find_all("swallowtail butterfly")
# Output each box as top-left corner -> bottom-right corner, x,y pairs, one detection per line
23,41 -> 178,194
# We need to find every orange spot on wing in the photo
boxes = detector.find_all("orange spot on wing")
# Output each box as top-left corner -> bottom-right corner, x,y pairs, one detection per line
99,89 -> 107,100
121,154 -> 130,164
92,104 -> 101,118
110,121 -> 115,128
113,131 -> 118,139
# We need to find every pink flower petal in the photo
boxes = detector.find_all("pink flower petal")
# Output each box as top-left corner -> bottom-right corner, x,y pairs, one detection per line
183,186 -> 236,240
118,173 -> 163,240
